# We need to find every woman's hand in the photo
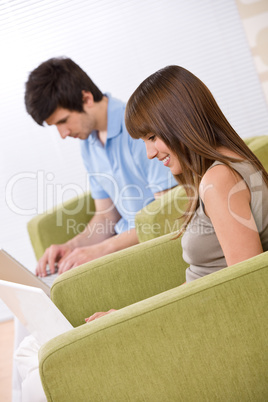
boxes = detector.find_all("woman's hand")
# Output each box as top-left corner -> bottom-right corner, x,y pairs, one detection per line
85,309 -> 117,323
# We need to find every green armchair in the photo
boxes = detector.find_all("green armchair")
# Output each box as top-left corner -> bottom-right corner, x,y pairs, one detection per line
39,246 -> 268,401
26,135 -> 268,400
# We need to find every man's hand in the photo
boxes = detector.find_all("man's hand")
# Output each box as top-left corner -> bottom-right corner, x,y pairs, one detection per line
57,243 -> 110,274
36,244 -> 73,277
36,223 -> 138,277
56,227 -> 139,274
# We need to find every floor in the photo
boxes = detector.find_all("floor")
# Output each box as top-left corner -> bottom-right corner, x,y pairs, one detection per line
0,320 -> 14,402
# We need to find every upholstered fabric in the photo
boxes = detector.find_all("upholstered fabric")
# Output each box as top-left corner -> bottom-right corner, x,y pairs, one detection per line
50,233 -> 185,327
27,192 -> 95,260
39,250 -> 268,401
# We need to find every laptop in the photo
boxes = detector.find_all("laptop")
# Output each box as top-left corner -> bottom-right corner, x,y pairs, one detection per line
0,249 -> 73,344
0,249 -> 58,297
0,279 -> 73,344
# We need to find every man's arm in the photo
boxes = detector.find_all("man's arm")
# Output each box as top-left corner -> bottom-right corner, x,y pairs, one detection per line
66,198 -> 121,248
153,188 -> 172,198
55,189 -> 171,273
36,189 -> 170,276
58,226 -> 139,274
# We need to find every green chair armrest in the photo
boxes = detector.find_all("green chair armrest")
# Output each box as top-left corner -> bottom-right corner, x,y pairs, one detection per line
39,252 -> 268,402
50,232 -> 186,328
27,192 -> 95,260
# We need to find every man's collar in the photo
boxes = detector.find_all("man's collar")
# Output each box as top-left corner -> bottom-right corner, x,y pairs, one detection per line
106,94 -> 123,140
88,94 -> 123,145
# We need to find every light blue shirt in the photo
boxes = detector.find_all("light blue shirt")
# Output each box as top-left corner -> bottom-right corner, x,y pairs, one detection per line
80,95 -> 176,233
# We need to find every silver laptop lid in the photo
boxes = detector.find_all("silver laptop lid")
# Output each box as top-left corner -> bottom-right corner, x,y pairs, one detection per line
0,249 -> 57,297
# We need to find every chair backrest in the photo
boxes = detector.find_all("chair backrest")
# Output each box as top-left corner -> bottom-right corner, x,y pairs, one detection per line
244,135 -> 268,171
27,191 -> 95,260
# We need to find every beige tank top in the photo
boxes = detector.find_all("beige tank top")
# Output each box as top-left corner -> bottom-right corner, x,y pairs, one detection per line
181,160 -> 268,282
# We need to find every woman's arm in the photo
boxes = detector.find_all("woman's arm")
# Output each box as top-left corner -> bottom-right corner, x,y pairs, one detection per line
200,164 -> 263,267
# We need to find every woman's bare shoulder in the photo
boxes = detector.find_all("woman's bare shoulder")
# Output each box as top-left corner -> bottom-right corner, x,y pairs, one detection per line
200,163 -> 240,200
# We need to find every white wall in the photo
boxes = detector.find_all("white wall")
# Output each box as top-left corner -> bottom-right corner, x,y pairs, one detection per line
0,0 -> 268,320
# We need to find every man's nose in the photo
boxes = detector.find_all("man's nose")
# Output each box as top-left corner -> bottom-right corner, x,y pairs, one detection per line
57,126 -> 70,139
145,142 -> 158,159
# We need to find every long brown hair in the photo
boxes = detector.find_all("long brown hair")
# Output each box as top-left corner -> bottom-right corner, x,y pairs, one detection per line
125,65 -> 268,231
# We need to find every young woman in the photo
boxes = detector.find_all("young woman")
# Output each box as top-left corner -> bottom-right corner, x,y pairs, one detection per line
125,65 -> 268,282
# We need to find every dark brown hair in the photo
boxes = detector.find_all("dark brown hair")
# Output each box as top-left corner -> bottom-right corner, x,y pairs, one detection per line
125,65 -> 268,230
25,57 -> 103,125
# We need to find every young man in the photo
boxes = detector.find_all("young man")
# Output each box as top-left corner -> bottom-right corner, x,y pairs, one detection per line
25,57 -> 176,276
12,58 -> 176,402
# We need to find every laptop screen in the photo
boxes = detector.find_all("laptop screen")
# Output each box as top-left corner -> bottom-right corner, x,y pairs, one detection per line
0,279 -> 73,345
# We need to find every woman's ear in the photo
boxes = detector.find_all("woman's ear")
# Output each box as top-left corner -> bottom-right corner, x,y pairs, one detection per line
82,90 -> 94,107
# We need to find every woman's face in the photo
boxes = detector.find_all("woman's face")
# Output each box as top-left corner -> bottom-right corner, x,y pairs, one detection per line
143,134 -> 182,175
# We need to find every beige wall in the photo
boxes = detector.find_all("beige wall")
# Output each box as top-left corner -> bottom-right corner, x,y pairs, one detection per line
235,0 -> 268,105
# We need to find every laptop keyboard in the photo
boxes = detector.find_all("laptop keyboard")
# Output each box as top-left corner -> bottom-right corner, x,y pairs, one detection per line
41,266 -> 59,288
41,273 -> 59,288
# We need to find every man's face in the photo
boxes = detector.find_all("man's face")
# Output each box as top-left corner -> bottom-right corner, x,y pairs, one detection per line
45,107 -> 96,140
